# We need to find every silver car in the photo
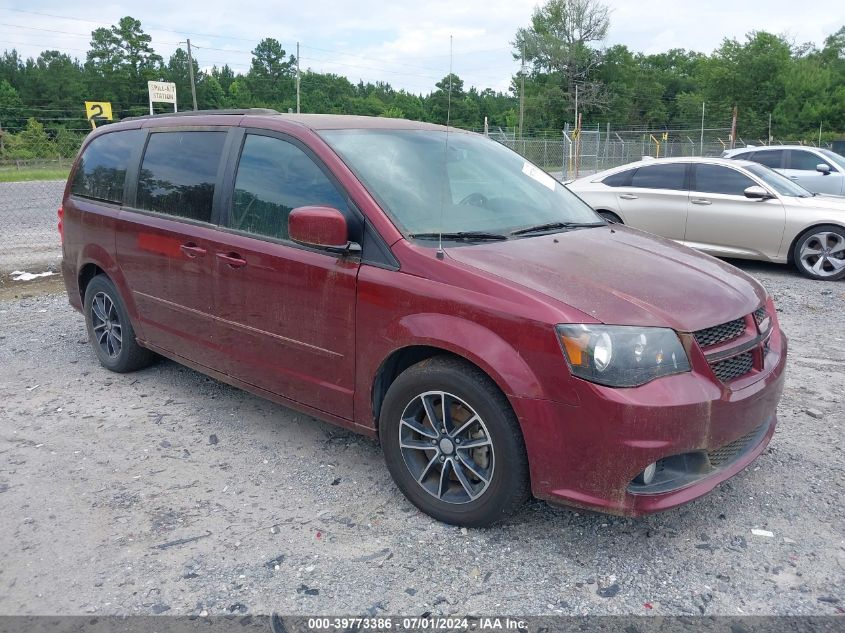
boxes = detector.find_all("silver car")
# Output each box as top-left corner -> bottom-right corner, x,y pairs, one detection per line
722,145 -> 845,196
566,157 -> 845,281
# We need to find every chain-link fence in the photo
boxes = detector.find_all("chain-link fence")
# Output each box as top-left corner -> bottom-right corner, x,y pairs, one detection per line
495,124 -> 738,180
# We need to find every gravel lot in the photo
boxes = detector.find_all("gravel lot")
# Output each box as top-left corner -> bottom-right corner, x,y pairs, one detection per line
0,262 -> 842,618
0,180 -> 64,275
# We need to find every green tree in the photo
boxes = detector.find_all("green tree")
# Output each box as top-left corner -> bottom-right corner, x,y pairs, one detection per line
428,73 -> 479,127
246,38 -> 296,105
85,16 -> 163,115
514,0 -> 610,119
699,32 -> 792,138
0,79 -> 23,131
197,75 -> 227,110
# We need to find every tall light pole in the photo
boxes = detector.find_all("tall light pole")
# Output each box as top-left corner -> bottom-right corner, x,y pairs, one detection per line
700,101 -> 705,155
296,41 -> 301,114
518,45 -> 525,140
186,39 -> 198,111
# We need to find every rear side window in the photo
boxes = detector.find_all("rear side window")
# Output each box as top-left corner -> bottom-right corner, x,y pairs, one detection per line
629,164 -> 687,191
71,130 -> 145,204
730,150 -> 755,160
602,170 -> 633,187
788,150 -> 831,171
137,131 -> 227,223
230,134 -> 347,241
693,164 -> 756,195
750,150 -> 783,169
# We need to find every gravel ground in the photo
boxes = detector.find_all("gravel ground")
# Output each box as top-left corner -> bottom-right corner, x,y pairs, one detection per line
0,262 -> 842,618
0,180 -> 64,275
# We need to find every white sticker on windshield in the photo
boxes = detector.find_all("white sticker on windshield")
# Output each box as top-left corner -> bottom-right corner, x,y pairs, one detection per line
522,162 -> 557,191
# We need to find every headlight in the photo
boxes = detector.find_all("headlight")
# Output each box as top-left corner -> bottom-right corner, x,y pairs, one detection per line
556,324 -> 690,387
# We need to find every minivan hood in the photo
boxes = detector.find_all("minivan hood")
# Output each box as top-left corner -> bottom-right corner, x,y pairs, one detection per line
446,226 -> 766,332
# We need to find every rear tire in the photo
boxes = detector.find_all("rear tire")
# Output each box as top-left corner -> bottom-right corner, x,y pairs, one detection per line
83,275 -> 156,373
598,210 -> 623,224
379,356 -> 530,527
791,225 -> 845,281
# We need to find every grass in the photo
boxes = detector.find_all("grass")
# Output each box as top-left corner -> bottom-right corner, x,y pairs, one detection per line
0,166 -> 71,182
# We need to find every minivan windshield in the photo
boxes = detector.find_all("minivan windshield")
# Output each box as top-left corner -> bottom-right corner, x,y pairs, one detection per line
320,129 -> 602,238
745,163 -> 813,197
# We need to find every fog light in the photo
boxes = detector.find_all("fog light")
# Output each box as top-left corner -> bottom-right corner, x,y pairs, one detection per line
636,462 -> 657,485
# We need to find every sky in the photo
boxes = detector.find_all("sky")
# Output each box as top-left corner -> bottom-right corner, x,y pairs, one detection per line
1,1 -> 843,95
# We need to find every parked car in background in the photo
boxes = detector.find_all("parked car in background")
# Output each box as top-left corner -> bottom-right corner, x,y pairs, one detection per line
61,111 -> 787,527
722,145 -> 845,196
567,157 -> 845,280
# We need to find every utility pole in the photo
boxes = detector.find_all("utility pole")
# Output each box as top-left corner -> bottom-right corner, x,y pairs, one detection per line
729,104 -> 738,149
700,101 -> 705,154
518,45 -> 525,140
768,113 -> 772,145
818,122 -> 823,146
296,41 -> 301,114
186,39 -> 198,111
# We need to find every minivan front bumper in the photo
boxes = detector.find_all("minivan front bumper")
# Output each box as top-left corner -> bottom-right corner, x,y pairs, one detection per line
513,327 -> 787,516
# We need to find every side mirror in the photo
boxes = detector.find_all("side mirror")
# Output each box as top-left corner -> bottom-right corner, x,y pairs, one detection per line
744,185 -> 772,200
288,206 -> 361,254
817,164 -> 831,175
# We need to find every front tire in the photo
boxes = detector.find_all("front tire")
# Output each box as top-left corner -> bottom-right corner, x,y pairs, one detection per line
792,225 -> 845,280
379,356 -> 530,527
83,275 -> 156,373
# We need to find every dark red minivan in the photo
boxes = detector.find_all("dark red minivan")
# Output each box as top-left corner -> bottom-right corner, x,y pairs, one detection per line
60,110 -> 787,527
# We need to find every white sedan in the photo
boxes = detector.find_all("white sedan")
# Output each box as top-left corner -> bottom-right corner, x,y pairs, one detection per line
566,157 -> 845,281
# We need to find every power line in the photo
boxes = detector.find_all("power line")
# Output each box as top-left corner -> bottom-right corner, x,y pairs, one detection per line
0,7 -> 259,43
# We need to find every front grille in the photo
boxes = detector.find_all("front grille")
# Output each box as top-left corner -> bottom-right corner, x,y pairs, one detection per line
694,318 -> 745,348
711,351 -> 753,382
707,425 -> 762,466
753,306 -> 768,325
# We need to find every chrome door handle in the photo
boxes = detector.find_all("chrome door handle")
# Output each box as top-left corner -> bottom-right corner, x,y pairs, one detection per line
619,193 -> 638,200
691,199 -> 712,205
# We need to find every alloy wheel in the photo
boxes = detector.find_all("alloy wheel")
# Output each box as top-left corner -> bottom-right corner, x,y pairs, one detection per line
799,231 -> 845,278
90,291 -> 122,359
399,391 -> 495,504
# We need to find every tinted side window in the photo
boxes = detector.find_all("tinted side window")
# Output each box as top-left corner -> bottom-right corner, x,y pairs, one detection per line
602,169 -> 634,187
630,164 -> 687,191
789,150 -> 831,171
137,131 -> 226,223
230,135 -> 347,241
71,130 -> 145,204
731,151 -> 755,160
750,150 -> 783,169
693,164 -> 756,195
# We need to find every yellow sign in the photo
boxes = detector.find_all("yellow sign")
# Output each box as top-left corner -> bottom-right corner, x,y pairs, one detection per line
84,101 -> 113,128
662,132 -> 669,141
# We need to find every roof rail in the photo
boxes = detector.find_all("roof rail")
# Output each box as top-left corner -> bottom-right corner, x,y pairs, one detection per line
123,108 -> 280,121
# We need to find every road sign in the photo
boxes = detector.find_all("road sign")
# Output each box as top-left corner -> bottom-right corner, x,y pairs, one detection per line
147,81 -> 177,115
84,101 -> 113,129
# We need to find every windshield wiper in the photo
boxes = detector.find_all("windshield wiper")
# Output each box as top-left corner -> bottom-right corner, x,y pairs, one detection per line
409,231 -> 508,241
510,221 -> 605,236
